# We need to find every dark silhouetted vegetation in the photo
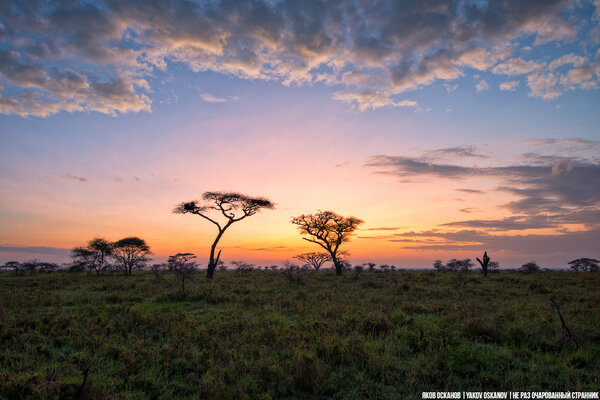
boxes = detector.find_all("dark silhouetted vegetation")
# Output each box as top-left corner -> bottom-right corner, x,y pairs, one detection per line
433,258 -> 474,272
167,253 -> 199,293
294,252 -> 331,271
550,297 -> 586,347
1,259 -> 60,274
568,258 -> 599,272
291,210 -> 363,275
520,261 -> 541,274
111,237 -> 151,276
476,251 -> 491,277
71,237 -> 113,275
231,260 -> 255,274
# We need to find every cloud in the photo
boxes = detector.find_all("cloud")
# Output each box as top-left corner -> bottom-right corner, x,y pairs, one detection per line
425,146 -> 488,160
385,228 -> 600,259
444,83 -> 458,93
527,71 -> 562,99
0,245 -> 71,256
331,90 -> 418,111
549,54 -> 587,70
365,227 -> 405,231
499,80 -> 519,91
522,54 -> 599,99
366,144 -> 600,235
491,58 -> 542,75
63,174 -> 87,182
476,79 -> 490,92
0,0 -> 597,116
441,215 -> 557,231
456,188 -> 484,194
200,93 -> 228,103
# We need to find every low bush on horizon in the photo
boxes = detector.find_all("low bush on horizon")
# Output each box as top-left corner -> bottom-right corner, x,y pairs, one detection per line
0,270 -> 599,399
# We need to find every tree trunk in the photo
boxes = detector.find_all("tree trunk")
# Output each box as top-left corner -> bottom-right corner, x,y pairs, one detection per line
207,263 -> 215,279
207,230 -> 225,279
331,254 -> 342,275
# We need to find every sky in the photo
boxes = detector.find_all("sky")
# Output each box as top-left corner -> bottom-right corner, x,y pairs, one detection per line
1,0 -> 599,269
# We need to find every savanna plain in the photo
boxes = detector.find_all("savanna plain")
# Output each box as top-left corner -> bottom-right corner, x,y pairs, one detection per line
1,270 -> 599,399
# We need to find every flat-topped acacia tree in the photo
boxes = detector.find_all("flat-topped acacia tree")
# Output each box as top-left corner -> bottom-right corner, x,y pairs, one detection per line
173,192 -> 275,279
291,210 -> 363,275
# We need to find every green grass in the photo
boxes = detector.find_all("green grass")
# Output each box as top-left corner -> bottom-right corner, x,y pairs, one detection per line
1,270 -> 599,399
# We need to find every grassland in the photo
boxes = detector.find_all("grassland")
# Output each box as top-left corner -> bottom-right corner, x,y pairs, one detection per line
1,270 -> 599,399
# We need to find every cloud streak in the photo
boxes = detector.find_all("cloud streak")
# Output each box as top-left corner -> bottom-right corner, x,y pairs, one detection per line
365,140 -> 600,255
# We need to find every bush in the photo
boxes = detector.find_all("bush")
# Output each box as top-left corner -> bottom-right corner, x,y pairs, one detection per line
281,261 -> 304,283
520,261 -> 540,274
231,261 -> 255,274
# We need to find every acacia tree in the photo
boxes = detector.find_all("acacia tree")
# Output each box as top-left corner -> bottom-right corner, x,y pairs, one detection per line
291,210 -> 363,275
568,258 -> 599,272
520,261 -> 540,273
294,252 -> 331,271
70,237 -> 112,275
444,258 -> 474,272
363,262 -> 377,272
111,237 -> 151,276
173,192 -> 275,279
1,261 -> 22,274
167,253 -> 198,293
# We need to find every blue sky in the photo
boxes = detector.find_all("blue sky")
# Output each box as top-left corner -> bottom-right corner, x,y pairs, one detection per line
1,0 -> 599,268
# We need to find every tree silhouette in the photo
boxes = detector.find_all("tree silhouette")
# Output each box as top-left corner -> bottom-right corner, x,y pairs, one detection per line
363,262 -> 377,272
70,237 -> 112,275
167,253 -> 198,293
476,251 -> 491,277
520,261 -> 540,274
294,252 -> 331,271
231,260 -> 255,274
446,258 -> 474,272
173,191 -> 275,279
291,210 -> 363,275
111,237 -> 151,276
1,261 -> 22,274
568,258 -> 599,272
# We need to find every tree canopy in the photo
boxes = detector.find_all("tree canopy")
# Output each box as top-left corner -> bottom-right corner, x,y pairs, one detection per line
111,237 -> 151,276
291,210 -> 363,275
568,258 -> 599,272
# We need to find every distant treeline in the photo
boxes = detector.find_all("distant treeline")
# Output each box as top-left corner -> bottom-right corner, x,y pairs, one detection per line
1,254 -> 598,275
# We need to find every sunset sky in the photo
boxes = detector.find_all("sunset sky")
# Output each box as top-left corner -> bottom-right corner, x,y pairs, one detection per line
1,0 -> 599,268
